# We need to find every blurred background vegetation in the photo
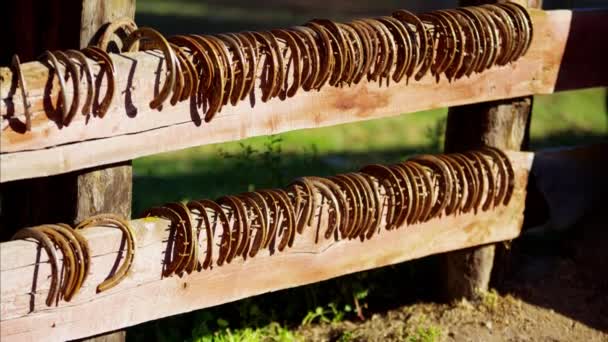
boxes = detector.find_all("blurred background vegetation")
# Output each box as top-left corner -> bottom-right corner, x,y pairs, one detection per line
129,0 -> 607,340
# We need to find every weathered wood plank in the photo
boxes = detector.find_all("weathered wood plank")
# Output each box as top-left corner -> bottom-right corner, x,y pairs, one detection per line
0,151 -> 533,341
0,9 -> 570,183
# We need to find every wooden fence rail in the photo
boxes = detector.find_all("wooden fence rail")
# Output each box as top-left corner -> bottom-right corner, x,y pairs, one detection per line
0,9 -> 574,183
0,151 -> 533,342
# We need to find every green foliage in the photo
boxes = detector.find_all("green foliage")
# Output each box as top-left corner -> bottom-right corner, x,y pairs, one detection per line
481,289 -> 500,312
301,302 -> 350,325
188,311 -> 297,342
406,325 -> 442,342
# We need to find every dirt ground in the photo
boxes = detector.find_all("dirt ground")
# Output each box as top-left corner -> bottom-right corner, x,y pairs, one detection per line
296,211 -> 608,341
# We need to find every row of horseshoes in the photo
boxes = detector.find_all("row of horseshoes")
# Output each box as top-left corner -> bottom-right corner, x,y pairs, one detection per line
10,3 -> 532,131
144,147 -> 514,277
11,214 -> 136,307
11,147 -> 513,306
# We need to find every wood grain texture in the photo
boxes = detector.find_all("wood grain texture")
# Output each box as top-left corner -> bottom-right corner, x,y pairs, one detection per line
0,151 -> 533,342
0,9 -> 570,183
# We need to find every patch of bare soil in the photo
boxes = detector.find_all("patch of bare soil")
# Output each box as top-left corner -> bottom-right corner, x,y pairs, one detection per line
296,212 -> 608,342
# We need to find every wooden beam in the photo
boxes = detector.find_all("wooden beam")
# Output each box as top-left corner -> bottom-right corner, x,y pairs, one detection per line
0,9 -> 571,183
0,151 -> 533,342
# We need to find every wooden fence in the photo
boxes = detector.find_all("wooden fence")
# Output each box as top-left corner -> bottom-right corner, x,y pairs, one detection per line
0,1 -> 606,341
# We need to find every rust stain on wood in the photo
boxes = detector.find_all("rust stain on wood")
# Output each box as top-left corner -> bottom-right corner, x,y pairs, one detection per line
330,85 -> 390,117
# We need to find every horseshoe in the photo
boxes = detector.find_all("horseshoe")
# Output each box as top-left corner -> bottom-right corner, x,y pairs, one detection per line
216,195 -> 249,260
465,150 -> 495,211
459,152 -> 484,213
329,175 -> 359,239
53,51 -> 81,125
349,172 -> 380,241
480,147 -> 514,206
257,190 -> 285,251
360,18 -> 395,86
408,161 -> 435,223
418,13 -> 452,80
437,10 -> 466,82
75,214 -> 136,292
482,5 -> 515,66
446,9 -> 478,79
309,19 -> 347,87
271,29 -> 302,98
360,164 -> 403,230
304,178 -> 342,241
11,55 -> 33,131
450,153 -> 479,214
237,193 -> 267,257
292,26 -> 323,92
288,178 -> 316,233
191,35 -> 226,121
218,33 -> 248,105
505,2 -> 533,57
439,154 -> 469,214
168,35 -> 214,96
304,22 -> 335,90
59,223 -> 90,299
40,51 -> 69,124
345,173 -> 368,239
363,173 -> 384,239
35,226 -> 75,301
164,46 -> 184,106
12,227 -> 60,306
233,32 -> 259,101
471,7 -> 500,71
497,3 -> 529,61
97,17 -> 139,52
393,9 -> 434,81
453,8 -> 483,76
249,31 -> 278,102
206,35 -> 236,108
191,199 -> 231,266
273,189 -> 297,249
377,16 -> 412,84
45,224 -> 85,301
388,164 -> 414,226
186,200 -> 215,269
65,50 -> 95,116
397,162 -> 422,224
248,191 -> 273,249
81,46 -> 115,117
165,202 -> 198,273
256,189 -> 280,251
347,21 -> 376,84
308,177 -> 349,239
172,43 -> 198,103
123,27 -> 177,109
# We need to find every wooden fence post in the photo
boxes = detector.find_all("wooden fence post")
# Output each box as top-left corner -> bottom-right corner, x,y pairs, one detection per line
442,0 -> 541,301
0,0 -> 135,340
